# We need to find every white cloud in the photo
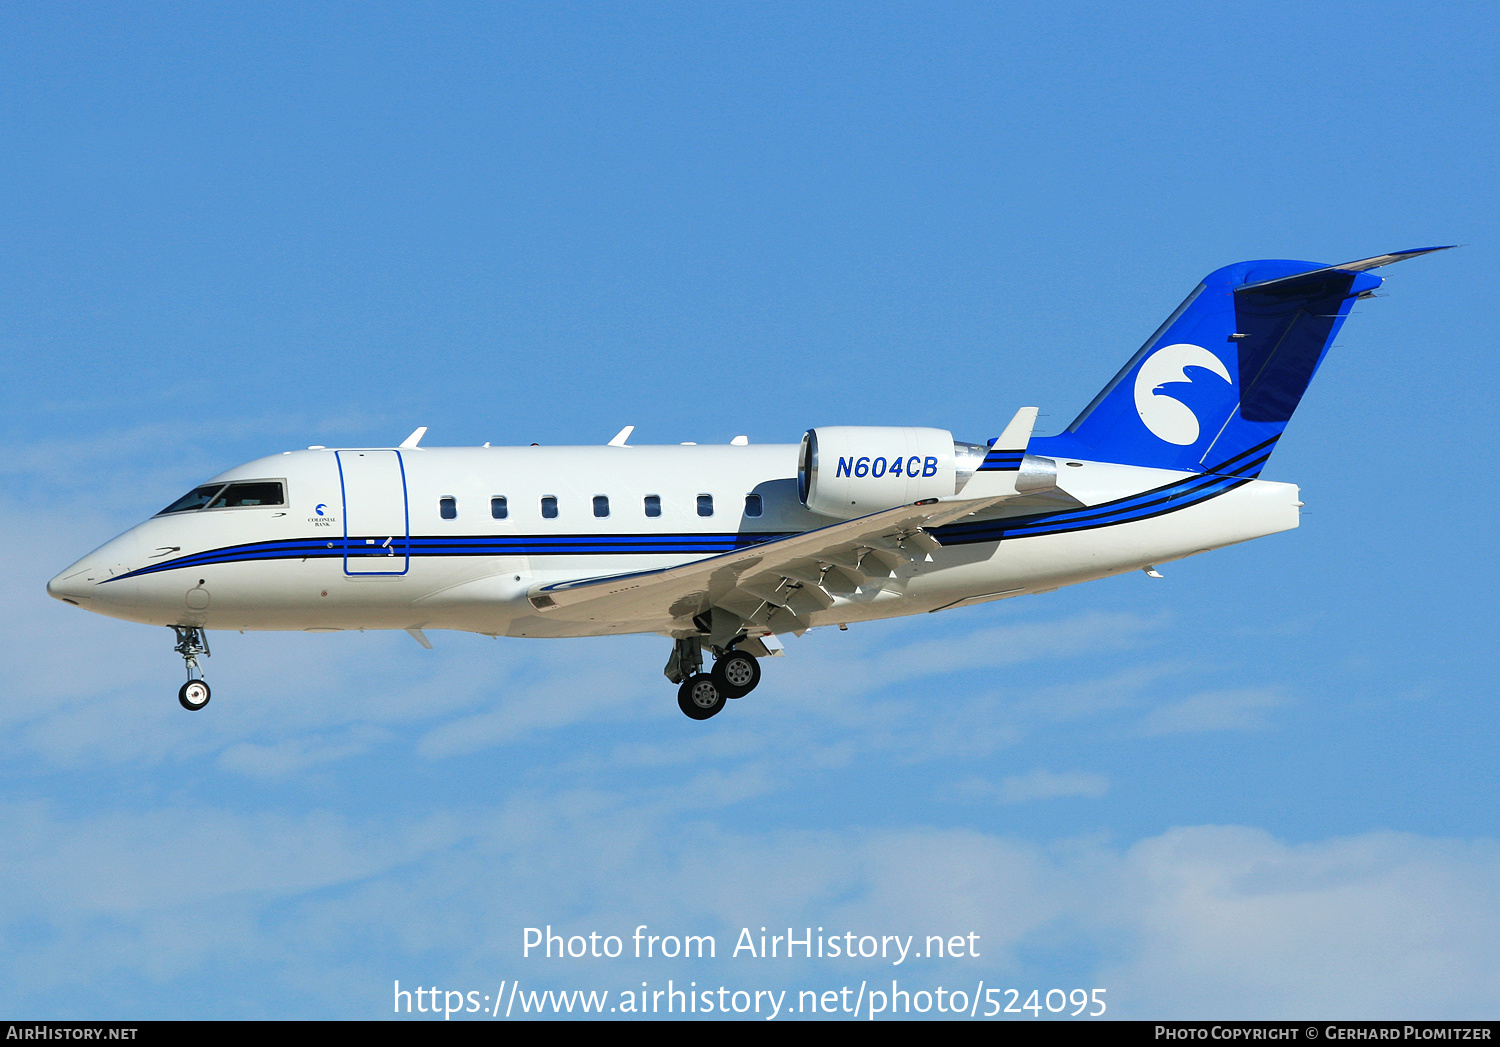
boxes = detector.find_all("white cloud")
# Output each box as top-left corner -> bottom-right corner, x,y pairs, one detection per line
4,791 -> 1499,1018
1137,688 -> 1284,735
957,768 -> 1111,804
1101,827 -> 1500,1018
216,724 -> 395,778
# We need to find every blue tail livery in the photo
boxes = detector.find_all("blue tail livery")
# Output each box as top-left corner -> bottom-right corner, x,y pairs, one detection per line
1029,247 -> 1453,477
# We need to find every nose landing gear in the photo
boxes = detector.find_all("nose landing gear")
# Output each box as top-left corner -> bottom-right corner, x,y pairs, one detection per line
172,626 -> 212,711
179,679 -> 211,711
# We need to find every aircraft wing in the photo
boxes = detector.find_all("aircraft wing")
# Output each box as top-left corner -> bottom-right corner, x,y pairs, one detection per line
524,490 -> 1031,638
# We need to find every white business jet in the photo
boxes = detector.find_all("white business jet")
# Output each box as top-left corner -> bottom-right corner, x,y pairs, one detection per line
48,249 -> 1448,720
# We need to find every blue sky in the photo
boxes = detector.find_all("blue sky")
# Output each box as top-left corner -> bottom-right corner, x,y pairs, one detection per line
2,1 -> 1497,1019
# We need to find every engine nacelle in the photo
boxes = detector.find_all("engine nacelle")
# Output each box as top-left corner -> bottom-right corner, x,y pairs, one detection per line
798,426 -> 987,519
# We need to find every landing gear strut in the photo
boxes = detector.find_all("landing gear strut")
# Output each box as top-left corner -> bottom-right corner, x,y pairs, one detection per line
172,626 -> 211,711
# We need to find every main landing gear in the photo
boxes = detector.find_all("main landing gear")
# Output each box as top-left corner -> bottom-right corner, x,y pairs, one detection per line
667,636 -> 764,721
172,625 -> 212,711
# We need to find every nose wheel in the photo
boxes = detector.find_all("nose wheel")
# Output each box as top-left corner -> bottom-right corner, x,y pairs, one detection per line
172,626 -> 212,711
179,679 -> 211,711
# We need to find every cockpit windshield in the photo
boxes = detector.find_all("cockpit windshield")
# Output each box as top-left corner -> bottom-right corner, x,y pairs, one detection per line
157,484 -> 225,515
207,482 -> 285,508
156,480 -> 286,516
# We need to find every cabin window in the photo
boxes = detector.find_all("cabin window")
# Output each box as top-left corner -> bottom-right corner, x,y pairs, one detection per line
439,496 -> 457,520
593,495 -> 610,518
697,494 -> 714,517
644,495 -> 661,518
744,494 -> 763,518
491,496 -> 508,520
541,496 -> 558,519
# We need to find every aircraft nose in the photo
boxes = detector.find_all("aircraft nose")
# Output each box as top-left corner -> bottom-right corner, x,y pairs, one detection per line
49,529 -> 145,615
47,564 -> 99,607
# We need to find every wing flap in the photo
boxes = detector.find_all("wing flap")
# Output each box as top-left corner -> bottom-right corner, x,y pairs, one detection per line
524,490 -> 1031,629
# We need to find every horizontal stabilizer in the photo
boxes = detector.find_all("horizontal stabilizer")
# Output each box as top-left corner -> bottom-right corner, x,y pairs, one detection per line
1237,245 -> 1455,294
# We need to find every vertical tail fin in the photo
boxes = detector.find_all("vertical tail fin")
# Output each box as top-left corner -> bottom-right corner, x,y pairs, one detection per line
1029,248 -> 1451,477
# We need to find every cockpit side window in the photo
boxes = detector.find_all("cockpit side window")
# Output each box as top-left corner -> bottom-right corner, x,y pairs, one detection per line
157,484 -> 228,515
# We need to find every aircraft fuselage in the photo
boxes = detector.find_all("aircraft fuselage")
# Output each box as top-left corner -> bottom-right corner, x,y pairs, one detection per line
48,442 -> 1299,639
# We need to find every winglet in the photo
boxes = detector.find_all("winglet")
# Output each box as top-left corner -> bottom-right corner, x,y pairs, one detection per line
953,408 -> 1044,497
400,427 -> 428,448
608,425 -> 634,447
992,406 -> 1039,451
977,406 -> 1039,472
